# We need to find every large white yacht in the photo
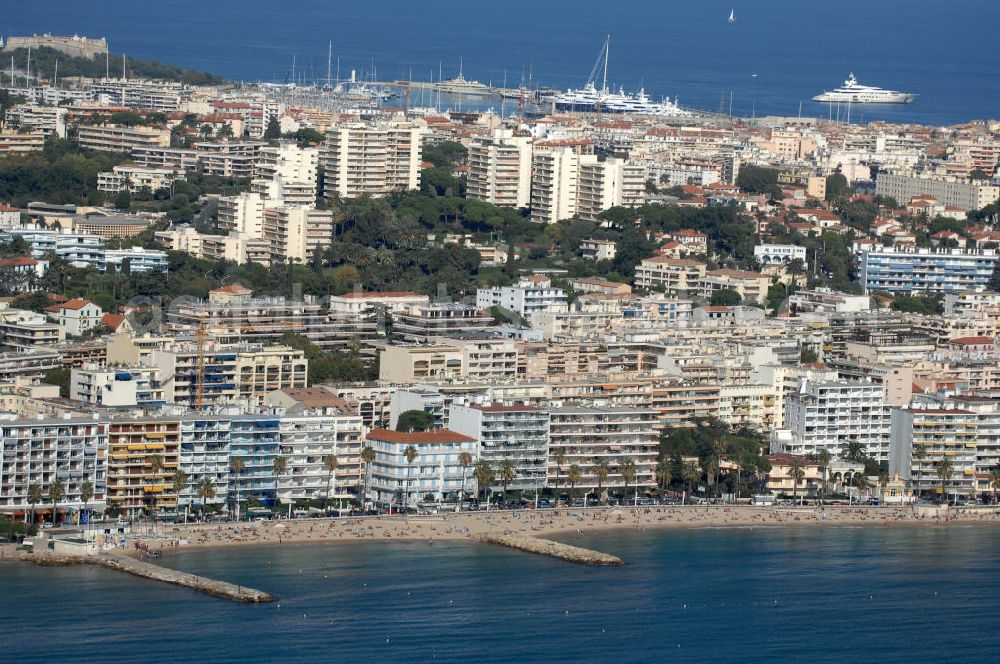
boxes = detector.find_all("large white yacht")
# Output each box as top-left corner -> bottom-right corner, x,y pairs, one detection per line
551,37 -> 689,117
812,73 -> 916,104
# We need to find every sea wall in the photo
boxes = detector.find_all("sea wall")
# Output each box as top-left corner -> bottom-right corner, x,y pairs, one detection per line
483,535 -> 623,566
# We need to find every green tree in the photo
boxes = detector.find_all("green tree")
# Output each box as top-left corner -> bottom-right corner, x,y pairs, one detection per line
497,460 -> 517,500
263,117 -> 282,140
48,479 -> 65,526
42,367 -> 71,398
655,458 -> 672,494
473,459 -> 495,506
196,476 -> 216,517
682,461 -> 701,499
79,480 -> 94,524
710,289 -> 741,306
619,457 -> 637,505
566,464 -> 583,501
360,447 -> 376,508
789,456 -> 806,505
736,165 -> 782,198
825,173 -> 850,200
591,458 -> 611,503
817,449 -> 832,497
396,410 -> 434,432
936,459 -> 954,504
403,445 -> 418,509
27,483 -> 43,526
990,468 -> 1000,504
172,469 -> 188,508
552,448 -> 567,495
230,456 -> 245,518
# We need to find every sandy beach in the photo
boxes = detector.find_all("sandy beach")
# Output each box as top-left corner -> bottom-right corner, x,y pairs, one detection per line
123,504 -> 1000,555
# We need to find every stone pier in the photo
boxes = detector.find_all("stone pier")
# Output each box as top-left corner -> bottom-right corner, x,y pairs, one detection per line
483,535 -> 623,566
24,553 -> 275,603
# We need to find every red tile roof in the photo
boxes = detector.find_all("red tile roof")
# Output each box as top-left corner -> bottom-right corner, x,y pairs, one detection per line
366,428 -> 475,444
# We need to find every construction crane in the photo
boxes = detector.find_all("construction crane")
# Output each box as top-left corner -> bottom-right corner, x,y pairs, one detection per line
194,314 -> 207,411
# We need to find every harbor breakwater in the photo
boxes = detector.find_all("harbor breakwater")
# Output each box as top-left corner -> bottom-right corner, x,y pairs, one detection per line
22,552 -> 274,603
482,535 -> 623,565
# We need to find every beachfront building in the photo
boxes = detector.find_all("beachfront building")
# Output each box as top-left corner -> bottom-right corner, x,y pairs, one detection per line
449,403 -> 551,493
269,388 -> 365,506
777,380 -> 893,462
889,406 -> 978,499
547,407 -> 658,493
366,428 -> 478,507
228,416 -> 282,508
0,418 -> 109,521
106,418 -> 181,516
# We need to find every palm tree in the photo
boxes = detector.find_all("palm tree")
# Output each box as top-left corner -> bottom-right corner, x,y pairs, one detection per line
619,457 -> 637,506
841,440 -> 866,464
682,461 -> 700,501
146,455 -> 164,516
913,446 -> 927,498
936,459 -> 954,505
360,447 -> 377,509
457,451 -> 473,504
498,460 -> 516,501
48,480 -> 65,526
323,454 -> 340,511
990,468 -> 1000,505
403,445 -> 418,510
878,469 -> 889,504
272,456 -> 287,512
591,458 -> 611,504
655,458 -> 672,495
27,483 -> 43,527
196,477 -> 216,518
552,448 -> 566,497
817,449 -> 832,499
172,470 -> 188,516
852,471 -> 868,504
79,481 -> 94,525
566,464 -> 583,503
712,439 -> 727,498
473,460 -> 494,508
789,456 -> 806,506
230,456 -> 245,519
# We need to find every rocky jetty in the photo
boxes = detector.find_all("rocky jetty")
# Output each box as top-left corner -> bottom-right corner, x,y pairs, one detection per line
482,535 -> 623,565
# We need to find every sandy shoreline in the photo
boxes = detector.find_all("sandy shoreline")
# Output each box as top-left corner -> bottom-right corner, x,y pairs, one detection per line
119,504 -> 1000,556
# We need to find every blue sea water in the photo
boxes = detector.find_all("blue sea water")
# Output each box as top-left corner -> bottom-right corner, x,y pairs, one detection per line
5,0 -> 1000,125
3,526 -> 1000,662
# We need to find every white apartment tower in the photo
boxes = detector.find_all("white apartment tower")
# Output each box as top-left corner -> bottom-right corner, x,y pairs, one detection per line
467,129 -> 534,208
251,142 -> 319,206
531,148 -> 645,224
217,192 -> 265,238
262,206 -> 335,264
322,121 -> 424,198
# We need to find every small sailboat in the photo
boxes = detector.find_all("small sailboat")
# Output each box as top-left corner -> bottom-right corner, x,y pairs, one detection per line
729,9 -> 736,23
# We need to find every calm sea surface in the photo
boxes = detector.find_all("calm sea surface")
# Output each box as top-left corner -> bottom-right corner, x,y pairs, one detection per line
3,526 -> 1000,662
5,0 -> 1000,125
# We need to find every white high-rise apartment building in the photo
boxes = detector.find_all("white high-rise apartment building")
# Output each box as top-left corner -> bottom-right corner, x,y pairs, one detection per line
467,129 -> 533,208
777,379 -> 892,462
530,148 -> 645,224
322,121 -> 424,198
251,142 -> 319,206
217,192 -> 266,238
530,147 -> 583,224
577,158 -> 646,221
262,206 -> 335,263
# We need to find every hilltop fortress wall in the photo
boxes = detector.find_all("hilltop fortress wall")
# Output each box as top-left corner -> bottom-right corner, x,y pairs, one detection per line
3,34 -> 109,59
